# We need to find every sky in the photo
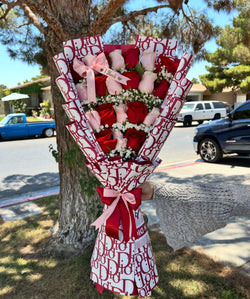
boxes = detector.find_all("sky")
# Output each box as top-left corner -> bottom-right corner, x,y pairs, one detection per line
0,1 -> 237,89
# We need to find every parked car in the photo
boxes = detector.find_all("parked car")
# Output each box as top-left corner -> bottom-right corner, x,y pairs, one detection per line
193,100 -> 250,162
178,101 -> 228,127
0,113 -> 56,140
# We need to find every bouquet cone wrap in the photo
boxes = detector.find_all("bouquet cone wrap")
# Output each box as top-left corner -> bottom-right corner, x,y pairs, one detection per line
54,35 -> 193,297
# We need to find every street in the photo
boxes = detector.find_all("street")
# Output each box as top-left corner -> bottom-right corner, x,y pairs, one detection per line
0,137 -> 59,200
0,123 -> 249,201
0,125 -> 195,200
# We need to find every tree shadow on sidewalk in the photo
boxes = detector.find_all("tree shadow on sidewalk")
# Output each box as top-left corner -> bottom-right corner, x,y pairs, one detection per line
0,172 -> 60,200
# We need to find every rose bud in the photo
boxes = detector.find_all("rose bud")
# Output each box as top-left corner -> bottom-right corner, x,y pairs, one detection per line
127,101 -> 148,124
123,47 -> 140,69
140,50 -> 157,71
95,129 -> 117,154
83,54 -> 95,66
143,107 -> 160,127
113,104 -> 127,123
76,82 -> 88,103
95,76 -> 108,97
95,103 -> 116,127
85,109 -> 101,131
124,128 -> 146,152
112,128 -> 124,139
115,137 -> 127,150
122,71 -> 141,90
153,79 -> 170,99
106,77 -> 123,95
138,71 -> 157,94
109,49 -> 125,70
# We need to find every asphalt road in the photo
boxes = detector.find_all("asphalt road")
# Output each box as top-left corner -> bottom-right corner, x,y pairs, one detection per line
0,136 -> 59,200
0,124 -> 202,201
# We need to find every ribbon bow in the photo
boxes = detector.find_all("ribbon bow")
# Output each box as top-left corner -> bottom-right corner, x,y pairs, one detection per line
73,53 -> 129,103
91,187 -> 142,242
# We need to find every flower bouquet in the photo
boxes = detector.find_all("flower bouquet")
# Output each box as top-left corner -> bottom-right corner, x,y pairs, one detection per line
54,35 -> 193,297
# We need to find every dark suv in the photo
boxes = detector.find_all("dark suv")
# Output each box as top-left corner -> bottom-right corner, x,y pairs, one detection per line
193,100 -> 250,162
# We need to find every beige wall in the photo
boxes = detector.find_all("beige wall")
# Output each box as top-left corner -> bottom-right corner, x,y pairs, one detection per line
203,91 -> 235,106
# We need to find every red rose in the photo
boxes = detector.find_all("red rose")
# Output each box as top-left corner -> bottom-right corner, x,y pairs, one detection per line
124,129 -> 146,152
96,103 -> 116,127
69,62 -> 82,83
95,76 -> 108,97
123,47 -> 140,69
127,101 -> 148,124
156,54 -> 179,75
153,79 -> 170,99
95,129 -> 117,154
122,71 -> 141,90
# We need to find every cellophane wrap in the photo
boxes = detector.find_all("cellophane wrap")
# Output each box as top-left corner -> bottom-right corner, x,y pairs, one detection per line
54,35 -> 193,297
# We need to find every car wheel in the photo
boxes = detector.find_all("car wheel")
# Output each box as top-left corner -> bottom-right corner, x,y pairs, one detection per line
198,138 -> 223,163
213,113 -> 221,120
183,116 -> 192,127
43,128 -> 54,138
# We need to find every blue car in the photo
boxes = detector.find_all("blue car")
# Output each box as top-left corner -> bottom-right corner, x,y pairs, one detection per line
0,113 -> 56,140
193,100 -> 250,162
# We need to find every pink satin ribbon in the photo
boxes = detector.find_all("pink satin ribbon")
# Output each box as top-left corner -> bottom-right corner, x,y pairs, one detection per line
73,53 -> 129,103
91,188 -> 136,239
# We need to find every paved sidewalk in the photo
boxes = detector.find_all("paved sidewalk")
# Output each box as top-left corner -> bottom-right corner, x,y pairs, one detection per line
0,156 -> 250,276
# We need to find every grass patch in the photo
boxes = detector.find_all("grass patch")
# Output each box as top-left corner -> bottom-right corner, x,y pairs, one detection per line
0,196 -> 249,299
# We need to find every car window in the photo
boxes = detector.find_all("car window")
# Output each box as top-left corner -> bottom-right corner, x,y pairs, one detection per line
196,103 -> 203,110
205,103 -> 211,109
182,103 -> 195,110
8,116 -> 24,124
213,102 -> 225,108
233,102 -> 250,120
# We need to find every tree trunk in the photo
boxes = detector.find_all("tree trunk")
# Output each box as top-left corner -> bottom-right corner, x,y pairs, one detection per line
44,1 -> 101,257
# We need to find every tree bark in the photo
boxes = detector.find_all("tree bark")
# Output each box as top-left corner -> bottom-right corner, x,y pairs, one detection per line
41,1 -> 102,256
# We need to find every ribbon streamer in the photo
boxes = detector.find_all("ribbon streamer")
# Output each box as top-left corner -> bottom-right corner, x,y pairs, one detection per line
91,187 -> 141,242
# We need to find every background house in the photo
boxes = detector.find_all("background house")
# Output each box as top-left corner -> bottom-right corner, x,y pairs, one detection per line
0,77 -> 53,116
186,83 -> 246,108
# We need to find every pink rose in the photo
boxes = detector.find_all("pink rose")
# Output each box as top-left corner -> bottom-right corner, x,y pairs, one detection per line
76,82 -> 88,103
113,104 -> 127,123
143,107 -> 160,127
109,49 -> 125,70
112,129 -> 123,139
106,77 -> 123,95
83,54 -> 96,66
115,137 -> 127,150
85,109 -> 101,131
140,50 -> 157,71
138,71 -> 157,94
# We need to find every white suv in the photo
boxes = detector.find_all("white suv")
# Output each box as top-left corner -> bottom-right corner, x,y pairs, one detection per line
178,101 -> 228,127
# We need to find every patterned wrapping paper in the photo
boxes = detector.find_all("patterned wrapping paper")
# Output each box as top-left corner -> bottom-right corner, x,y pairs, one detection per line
53,35 -> 193,297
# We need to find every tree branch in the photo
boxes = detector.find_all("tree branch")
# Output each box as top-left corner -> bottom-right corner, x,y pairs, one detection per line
111,4 -> 172,25
89,3 -> 173,36
88,0 -> 127,36
22,0 -> 67,40
20,3 -> 47,35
